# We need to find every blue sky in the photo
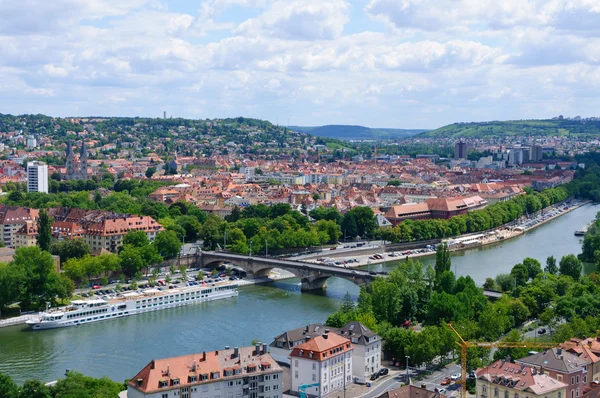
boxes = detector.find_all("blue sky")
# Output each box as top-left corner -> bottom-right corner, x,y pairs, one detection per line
1,0 -> 600,129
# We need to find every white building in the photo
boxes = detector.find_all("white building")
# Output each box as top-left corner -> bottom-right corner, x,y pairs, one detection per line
270,322 -> 381,382
27,161 -> 48,193
290,330 -> 354,398
127,344 -> 283,398
26,136 -> 37,148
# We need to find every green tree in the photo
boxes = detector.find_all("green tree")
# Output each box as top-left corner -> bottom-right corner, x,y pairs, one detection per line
52,371 -> 125,397
523,257 -> 542,280
12,246 -> 62,309
119,245 -> 145,277
0,262 -> 23,317
559,254 -> 582,281
340,213 -> 358,239
0,373 -> 18,398
50,238 -> 91,263
122,230 -> 150,248
145,167 -> 156,178
37,209 -> 53,252
510,263 -> 528,287
154,230 -> 182,259
347,207 -> 377,238
18,379 -> 53,398
340,292 -> 355,313
545,256 -> 558,275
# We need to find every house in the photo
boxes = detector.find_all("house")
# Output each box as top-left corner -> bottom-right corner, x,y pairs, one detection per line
290,330 -> 353,398
270,321 -> 381,380
15,220 -> 37,248
0,205 -> 38,248
562,337 -> 600,384
516,348 -> 589,398
384,203 -> 431,225
127,344 -> 283,398
476,359 -> 567,398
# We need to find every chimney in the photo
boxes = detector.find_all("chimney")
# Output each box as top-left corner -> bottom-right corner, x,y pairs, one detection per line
557,348 -> 562,358
225,346 -> 230,350
167,365 -> 170,375
151,360 -> 155,370
136,378 -> 143,387
233,347 -> 239,359
215,350 -> 219,356
323,333 -> 329,340
324,329 -> 330,334
305,325 -> 309,332
262,343 -> 268,355
305,336 -> 311,342
202,351 -> 206,361
255,342 -> 261,356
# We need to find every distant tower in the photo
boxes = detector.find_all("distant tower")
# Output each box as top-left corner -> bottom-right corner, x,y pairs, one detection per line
163,111 -> 166,119
454,140 -> 468,160
65,140 -> 75,179
79,141 -> 88,180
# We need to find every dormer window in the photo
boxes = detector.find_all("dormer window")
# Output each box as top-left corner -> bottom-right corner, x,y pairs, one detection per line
188,375 -> 198,383
200,374 -> 209,381
171,378 -> 180,386
159,380 -> 168,388
212,372 -> 220,379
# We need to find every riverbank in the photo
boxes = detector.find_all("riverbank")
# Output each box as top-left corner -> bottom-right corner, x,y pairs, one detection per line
304,200 -> 589,269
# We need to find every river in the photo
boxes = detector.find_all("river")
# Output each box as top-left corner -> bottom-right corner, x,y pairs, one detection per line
0,203 -> 597,385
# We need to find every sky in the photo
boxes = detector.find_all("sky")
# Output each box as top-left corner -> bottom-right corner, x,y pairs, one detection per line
1,0 -> 600,129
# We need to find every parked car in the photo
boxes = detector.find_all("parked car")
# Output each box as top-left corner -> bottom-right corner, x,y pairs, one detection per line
92,284 -> 101,290
441,377 -> 451,385
378,368 -> 389,376
370,373 -> 379,381
450,373 -> 461,381
538,328 -> 547,334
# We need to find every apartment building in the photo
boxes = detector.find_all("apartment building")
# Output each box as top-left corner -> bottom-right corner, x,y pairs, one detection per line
516,349 -> 589,398
270,322 -> 381,380
0,205 -> 38,248
562,337 -> 600,384
26,161 -> 48,193
290,330 -> 353,398
127,344 -> 283,398
476,359 -> 567,398
15,220 -> 37,248
84,215 -> 163,252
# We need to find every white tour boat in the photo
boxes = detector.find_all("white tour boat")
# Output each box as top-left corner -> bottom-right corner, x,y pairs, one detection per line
26,281 -> 238,330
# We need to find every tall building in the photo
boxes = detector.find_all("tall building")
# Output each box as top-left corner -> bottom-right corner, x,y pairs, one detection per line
65,140 -> 88,180
290,330 -> 354,398
454,141 -> 468,160
127,345 -> 283,398
27,161 -> 48,193
531,145 -> 543,162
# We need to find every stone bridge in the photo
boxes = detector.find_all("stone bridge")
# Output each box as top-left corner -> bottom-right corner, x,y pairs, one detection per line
199,251 -> 376,291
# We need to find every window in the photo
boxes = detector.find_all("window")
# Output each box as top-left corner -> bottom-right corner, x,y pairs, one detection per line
162,394 -> 168,398
274,385 -> 279,390
295,360 -> 298,367
312,374 -> 316,382
505,392 -> 509,398
572,377 -> 575,385
482,386 -> 487,393
494,388 -> 499,397
577,376 -> 579,384
312,363 -> 316,370
295,371 -> 298,379
228,381 -> 234,387
273,374 -> 279,380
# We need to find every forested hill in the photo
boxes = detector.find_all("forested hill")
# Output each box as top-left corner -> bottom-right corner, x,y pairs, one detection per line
290,125 -> 427,140
420,119 -> 600,138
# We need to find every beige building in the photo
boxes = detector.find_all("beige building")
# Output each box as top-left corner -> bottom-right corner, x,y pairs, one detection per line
15,220 -> 38,248
476,360 -> 567,398
84,216 -> 163,252
0,205 -> 38,248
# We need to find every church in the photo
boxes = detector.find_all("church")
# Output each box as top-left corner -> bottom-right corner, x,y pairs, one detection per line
65,140 -> 88,180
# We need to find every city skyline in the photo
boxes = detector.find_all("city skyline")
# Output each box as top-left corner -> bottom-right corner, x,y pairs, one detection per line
2,0 -> 600,128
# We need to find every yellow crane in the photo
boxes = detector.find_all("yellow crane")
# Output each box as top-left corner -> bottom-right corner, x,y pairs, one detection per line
447,323 -> 559,398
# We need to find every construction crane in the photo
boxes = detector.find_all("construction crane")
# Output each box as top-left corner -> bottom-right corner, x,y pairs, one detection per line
447,323 -> 559,398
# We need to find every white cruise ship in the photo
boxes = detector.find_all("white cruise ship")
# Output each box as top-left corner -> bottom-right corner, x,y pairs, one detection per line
26,281 -> 238,330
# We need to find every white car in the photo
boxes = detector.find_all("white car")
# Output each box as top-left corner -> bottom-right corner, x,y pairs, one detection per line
438,388 -> 447,395
450,373 -> 461,380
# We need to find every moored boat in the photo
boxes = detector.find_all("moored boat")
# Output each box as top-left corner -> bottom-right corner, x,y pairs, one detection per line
26,281 -> 238,330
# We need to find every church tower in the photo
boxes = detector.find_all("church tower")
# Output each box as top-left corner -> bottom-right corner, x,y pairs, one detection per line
65,140 -> 75,179
79,141 -> 88,180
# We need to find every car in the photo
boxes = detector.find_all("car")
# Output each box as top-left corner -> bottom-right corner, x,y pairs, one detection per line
369,271 -> 377,275
469,371 -> 476,379
378,368 -> 389,376
438,388 -> 447,395
92,284 -> 101,289
441,377 -> 451,385
80,293 -> 89,298
109,279 -> 119,284
450,373 -> 461,381
370,373 -> 379,381
538,328 -> 547,334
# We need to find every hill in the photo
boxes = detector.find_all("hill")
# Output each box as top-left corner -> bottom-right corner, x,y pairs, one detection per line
290,125 -> 427,140
420,119 -> 600,138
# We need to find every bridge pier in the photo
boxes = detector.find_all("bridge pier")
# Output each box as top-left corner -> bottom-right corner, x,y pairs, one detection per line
301,277 -> 329,291
252,268 -> 273,279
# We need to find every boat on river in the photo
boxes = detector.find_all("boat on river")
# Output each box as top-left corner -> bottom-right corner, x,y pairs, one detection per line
26,281 -> 238,330
575,223 -> 591,236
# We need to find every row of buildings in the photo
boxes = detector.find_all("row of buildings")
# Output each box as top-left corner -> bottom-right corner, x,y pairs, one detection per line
0,205 -> 163,252
126,321 -> 382,398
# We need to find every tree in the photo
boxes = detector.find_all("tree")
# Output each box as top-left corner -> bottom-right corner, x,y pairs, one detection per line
122,230 -> 150,248
145,167 -> 156,178
154,230 -> 182,259
483,277 -> 498,291
559,254 -> 583,281
340,292 -> 355,313
119,245 -> 145,277
511,263 -> 528,287
347,207 -> 377,238
435,243 -> 452,290
52,371 -> 125,397
12,246 -> 61,309
340,213 -> 358,239
523,257 -> 542,280
18,379 -> 53,398
50,238 -> 91,263
37,209 -> 53,252
545,256 -> 558,275
0,373 -> 18,398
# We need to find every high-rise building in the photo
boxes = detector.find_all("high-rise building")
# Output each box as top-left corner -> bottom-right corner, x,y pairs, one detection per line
531,145 -> 543,162
27,161 -> 48,193
454,141 -> 468,160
